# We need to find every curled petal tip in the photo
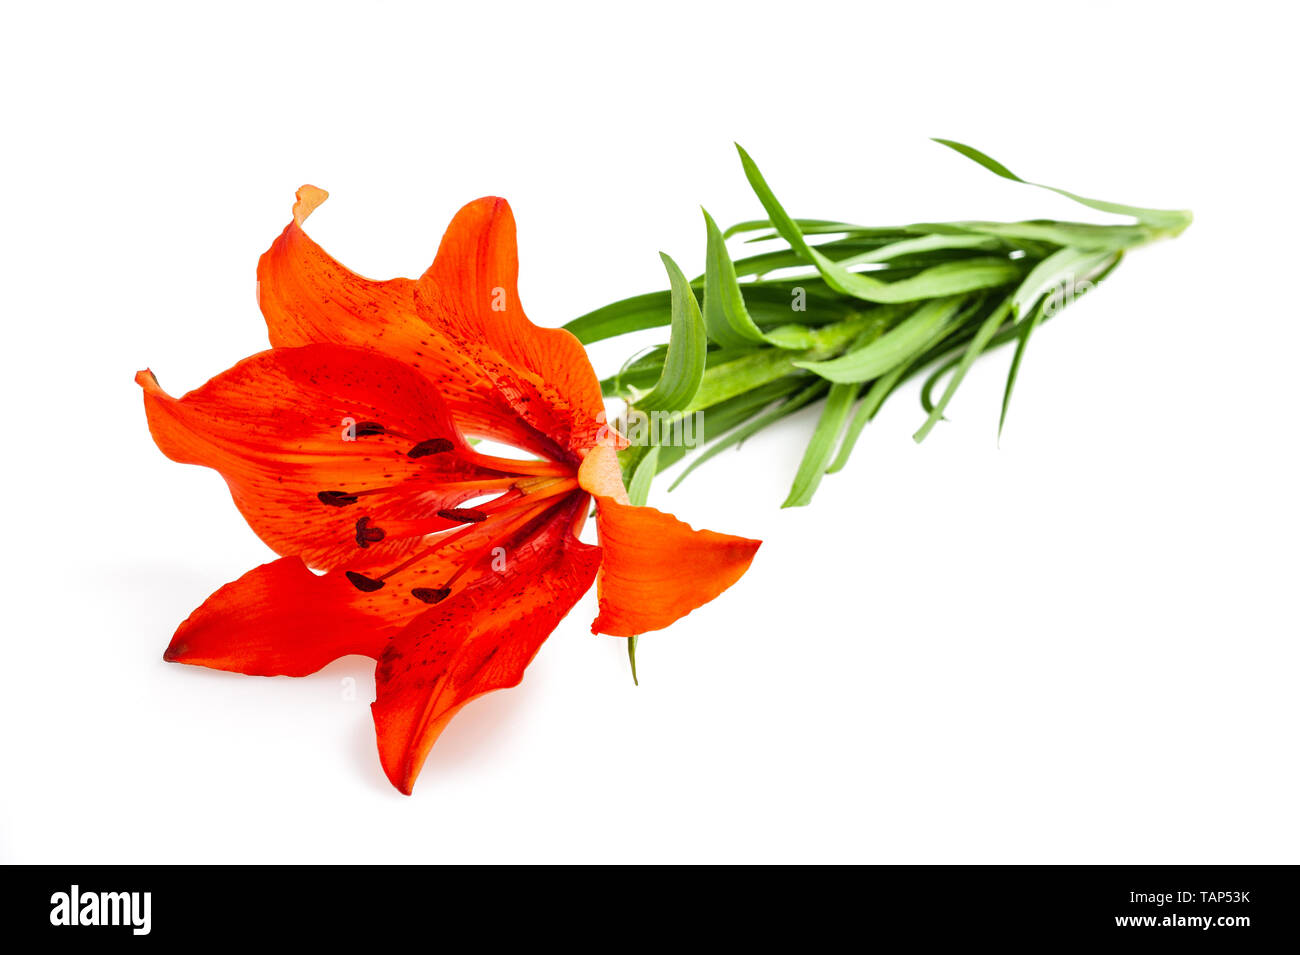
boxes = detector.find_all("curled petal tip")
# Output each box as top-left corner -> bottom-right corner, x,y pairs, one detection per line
371,702 -> 418,795
467,195 -> 511,214
162,639 -> 187,663
590,502 -> 762,637
134,368 -> 159,390
292,185 -> 329,226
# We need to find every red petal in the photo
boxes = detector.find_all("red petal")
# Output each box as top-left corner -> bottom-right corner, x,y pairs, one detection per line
416,197 -> 609,457
164,506 -> 539,677
257,188 -> 573,457
371,496 -> 600,794
163,557 -> 391,676
137,343 -> 504,571
589,498 -> 761,637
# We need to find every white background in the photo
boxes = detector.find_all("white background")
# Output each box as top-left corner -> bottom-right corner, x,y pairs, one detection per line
2,1 -> 1296,863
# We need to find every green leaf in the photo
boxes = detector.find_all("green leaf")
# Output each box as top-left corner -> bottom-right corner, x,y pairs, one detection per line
912,298 -> 1013,442
668,380 -> 829,490
998,300 -> 1046,442
835,232 -> 1004,266
913,239 -> 1122,442
782,381 -> 858,507
998,250 -> 1123,438
794,296 -> 966,384
856,257 -> 1023,303
923,219 -> 1149,252
703,208 -> 806,349
636,253 -> 708,411
710,283 -> 853,327
726,239 -> 909,278
647,377 -> 804,474
722,218 -> 877,240
572,281 -> 859,352
626,445 -> 660,507
932,138 -> 1193,233
686,347 -> 806,411
761,324 -> 818,348
825,364 -> 908,474
737,144 -> 1022,304
736,144 -> 895,301
1011,246 -> 1114,319
600,345 -> 668,397
565,290 -> 673,345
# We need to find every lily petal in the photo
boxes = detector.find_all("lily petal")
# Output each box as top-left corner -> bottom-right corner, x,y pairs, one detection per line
163,557 -> 391,675
257,187 -> 421,357
589,498 -> 761,637
372,496 -> 600,794
577,442 -> 631,504
163,504 -> 537,677
137,343 -> 504,571
257,188 -> 584,457
416,197 -> 610,457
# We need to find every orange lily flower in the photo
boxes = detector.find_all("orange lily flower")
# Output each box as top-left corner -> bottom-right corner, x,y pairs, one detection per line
137,187 -> 759,794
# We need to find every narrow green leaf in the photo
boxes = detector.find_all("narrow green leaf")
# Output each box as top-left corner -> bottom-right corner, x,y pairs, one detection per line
637,253 -> 708,411
565,291 -> 672,344
686,347 -> 808,411
726,238 -> 919,278
925,219 -> 1149,252
668,380 -> 829,490
736,144 -> 894,301
570,280 -> 860,351
836,232 -> 1003,266
737,144 -> 1022,304
626,445 -> 660,507
825,364 -> 908,474
920,353 -> 961,416
722,218 -> 876,240
600,345 -> 668,397
710,283 -> 854,327
853,257 -> 1022,303
643,377 -> 804,476
794,296 -> 966,383
761,324 -> 817,348
998,301 -> 1045,442
932,138 -> 1193,233
912,299 -> 1012,441
999,250 -> 1123,438
913,237 -> 1123,442
1011,246 -> 1114,319
782,381 -> 858,507
703,208 -> 807,349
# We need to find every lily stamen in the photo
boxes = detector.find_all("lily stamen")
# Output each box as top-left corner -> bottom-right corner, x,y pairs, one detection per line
354,516 -> 386,548
466,449 -> 573,479
406,438 -> 455,459
316,476 -> 522,512
409,486 -> 580,603
436,507 -> 487,523
343,478 -> 579,592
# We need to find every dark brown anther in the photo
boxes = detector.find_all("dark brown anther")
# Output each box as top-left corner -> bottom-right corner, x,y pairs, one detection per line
345,571 -> 385,592
317,490 -> 359,507
407,438 -> 455,459
437,507 -> 487,524
411,587 -> 452,604
354,517 -> 387,549
353,421 -> 385,437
